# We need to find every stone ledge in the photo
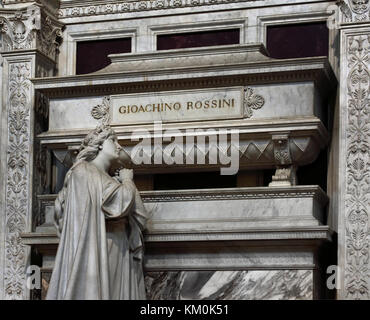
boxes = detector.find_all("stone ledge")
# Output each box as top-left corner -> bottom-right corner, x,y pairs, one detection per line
21,225 -> 332,246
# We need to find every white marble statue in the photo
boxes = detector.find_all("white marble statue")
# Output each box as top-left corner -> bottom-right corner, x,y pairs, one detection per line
46,125 -> 148,300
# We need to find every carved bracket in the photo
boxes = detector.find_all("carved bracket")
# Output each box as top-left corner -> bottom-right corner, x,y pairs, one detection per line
272,134 -> 292,166
269,134 -> 297,187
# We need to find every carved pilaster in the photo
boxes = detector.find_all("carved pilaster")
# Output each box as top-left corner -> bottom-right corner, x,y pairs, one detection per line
0,4 -> 62,300
339,31 -> 370,299
3,60 -> 33,300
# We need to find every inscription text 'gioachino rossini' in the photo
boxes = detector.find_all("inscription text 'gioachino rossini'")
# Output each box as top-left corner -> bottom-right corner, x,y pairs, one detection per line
110,87 -> 244,125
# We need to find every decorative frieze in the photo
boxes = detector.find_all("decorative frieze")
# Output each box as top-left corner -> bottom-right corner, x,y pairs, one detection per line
56,0 -> 262,19
343,33 -> 370,299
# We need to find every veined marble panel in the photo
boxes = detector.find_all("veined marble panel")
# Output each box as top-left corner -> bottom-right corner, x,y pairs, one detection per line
38,270 -> 313,300
144,270 -> 313,300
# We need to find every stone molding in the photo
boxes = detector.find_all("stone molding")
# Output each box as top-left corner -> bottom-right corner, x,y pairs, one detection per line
21,225 -> 331,246
0,4 -> 63,62
342,32 -> 370,299
36,185 -> 328,206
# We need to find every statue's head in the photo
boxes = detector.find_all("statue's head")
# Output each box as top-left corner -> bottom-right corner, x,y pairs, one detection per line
76,125 -> 118,162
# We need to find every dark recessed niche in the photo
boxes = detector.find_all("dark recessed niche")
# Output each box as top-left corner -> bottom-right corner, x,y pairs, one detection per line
76,38 -> 131,75
153,171 -> 237,190
266,22 -> 329,59
157,29 -> 240,50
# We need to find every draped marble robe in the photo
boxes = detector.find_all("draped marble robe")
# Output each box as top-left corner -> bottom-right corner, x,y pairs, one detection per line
46,161 -> 148,300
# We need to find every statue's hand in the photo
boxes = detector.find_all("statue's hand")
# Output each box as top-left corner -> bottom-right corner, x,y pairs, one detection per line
119,168 -> 133,181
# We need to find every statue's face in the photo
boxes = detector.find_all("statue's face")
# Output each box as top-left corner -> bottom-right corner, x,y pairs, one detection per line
100,135 -> 121,162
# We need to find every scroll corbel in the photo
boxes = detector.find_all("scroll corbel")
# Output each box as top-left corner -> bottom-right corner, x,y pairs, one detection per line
269,134 -> 297,187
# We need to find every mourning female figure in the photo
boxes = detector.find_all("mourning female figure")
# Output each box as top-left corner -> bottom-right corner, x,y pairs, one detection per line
46,126 -> 148,300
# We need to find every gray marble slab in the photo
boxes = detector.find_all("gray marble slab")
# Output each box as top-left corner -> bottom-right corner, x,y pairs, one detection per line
145,270 -> 313,300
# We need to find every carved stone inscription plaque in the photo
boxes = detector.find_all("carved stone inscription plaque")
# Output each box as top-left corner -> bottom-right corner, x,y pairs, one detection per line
110,87 -> 244,125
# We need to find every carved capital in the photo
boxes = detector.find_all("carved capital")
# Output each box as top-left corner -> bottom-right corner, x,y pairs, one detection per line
0,6 -> 40,51
338,0 -> 370,22
0,4 -> 63,61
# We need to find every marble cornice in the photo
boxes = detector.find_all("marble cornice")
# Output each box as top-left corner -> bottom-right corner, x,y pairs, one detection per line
32,45 -> 336,99
37,118 -> 329,150
36,185 -> 328,205
21,225 -> 332,246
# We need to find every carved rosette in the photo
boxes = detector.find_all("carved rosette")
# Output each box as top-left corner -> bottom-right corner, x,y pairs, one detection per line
91,96 -> 111,125
243,87 -> 265,118
344,35 -> 370,299
4,62 -> 32,300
